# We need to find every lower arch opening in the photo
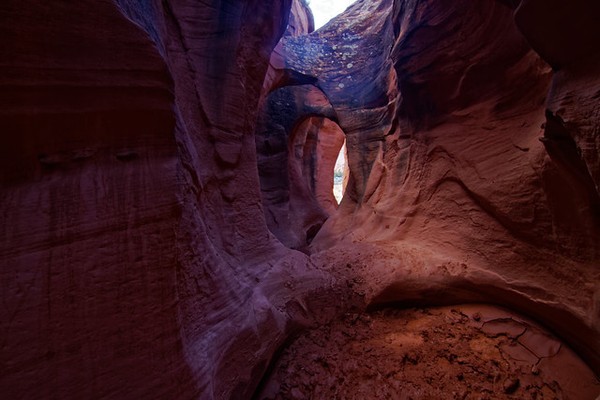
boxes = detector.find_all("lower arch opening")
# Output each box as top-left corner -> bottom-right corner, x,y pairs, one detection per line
333,139 -> 347,205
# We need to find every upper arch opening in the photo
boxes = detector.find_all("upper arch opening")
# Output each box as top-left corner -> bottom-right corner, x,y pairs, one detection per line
306,0 -> 359,30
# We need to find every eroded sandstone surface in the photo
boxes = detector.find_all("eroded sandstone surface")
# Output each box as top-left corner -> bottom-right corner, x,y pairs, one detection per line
1,0 -> 599,399
261,0 -> 600,382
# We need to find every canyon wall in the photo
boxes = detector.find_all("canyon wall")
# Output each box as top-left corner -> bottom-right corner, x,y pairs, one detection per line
1,0 -> 327,398
0,1 -> 191,397
265,0 -> 600,373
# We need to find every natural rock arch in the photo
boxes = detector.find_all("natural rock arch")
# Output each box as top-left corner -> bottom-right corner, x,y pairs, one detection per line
256,82 -> 347,250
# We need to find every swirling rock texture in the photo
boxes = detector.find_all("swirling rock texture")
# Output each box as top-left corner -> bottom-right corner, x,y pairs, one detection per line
1,0 -> 599,400
1,0 -> 322,398
260,0 -> 600,396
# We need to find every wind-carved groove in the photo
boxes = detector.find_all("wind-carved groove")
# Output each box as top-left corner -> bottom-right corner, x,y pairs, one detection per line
161,0 -> 212,128
428,175 -> 542,244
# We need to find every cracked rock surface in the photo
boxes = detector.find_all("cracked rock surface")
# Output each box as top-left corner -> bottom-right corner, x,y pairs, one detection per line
258,305 -> 600,400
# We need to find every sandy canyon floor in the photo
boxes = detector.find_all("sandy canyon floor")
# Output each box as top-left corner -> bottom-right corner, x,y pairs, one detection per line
258,305 -> 600,399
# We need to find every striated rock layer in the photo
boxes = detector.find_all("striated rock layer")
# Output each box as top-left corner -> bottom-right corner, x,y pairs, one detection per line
279,0 -> 600,374
0,1 -> 189,398
1,0 -> 323,398
1,0 -> 599,399
258,0 -> 600,392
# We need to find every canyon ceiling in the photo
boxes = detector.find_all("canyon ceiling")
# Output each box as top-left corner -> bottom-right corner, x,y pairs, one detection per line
1,0 -> 599,398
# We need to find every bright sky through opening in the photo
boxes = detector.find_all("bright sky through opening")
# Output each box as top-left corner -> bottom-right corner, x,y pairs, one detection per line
307,0 -> 356,29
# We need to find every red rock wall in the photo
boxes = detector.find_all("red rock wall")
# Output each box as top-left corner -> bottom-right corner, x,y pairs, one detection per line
0,1 -> 194,398
280,0 -> 600,371
516,0 -> 600,256
1,0 -> 326,398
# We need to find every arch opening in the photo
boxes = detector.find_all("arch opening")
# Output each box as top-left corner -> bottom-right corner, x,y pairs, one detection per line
333,139 -> 347,204
289,116 -> 346,214
306,0 -> 359,30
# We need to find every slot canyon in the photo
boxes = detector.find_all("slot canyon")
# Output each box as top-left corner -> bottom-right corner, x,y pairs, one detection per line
1,0 -> 600,398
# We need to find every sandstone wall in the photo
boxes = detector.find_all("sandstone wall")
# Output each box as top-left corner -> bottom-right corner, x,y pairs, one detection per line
277,0 -> 600,371
1,0 -> 327,398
